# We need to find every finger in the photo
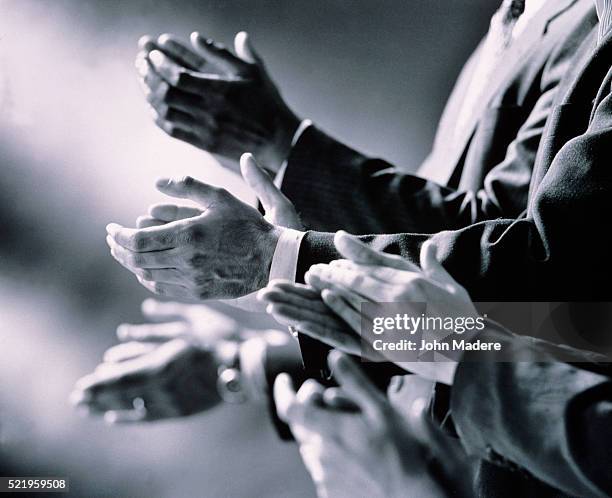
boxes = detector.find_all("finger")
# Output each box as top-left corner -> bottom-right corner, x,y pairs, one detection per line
138,60 -> 166,97
153,118 -> 202,144
321,289 -> 362,333
71,373 -> 144,413
106,236 -> 182,268
117,321 -> 190,343
295,378 -> 325,406
136,215 -> 166,229
138,35 -> 158,52
103,342 -> 158,363
136,276 -> 195,300
71,388 -> 136,414
106,222 -> 180,252
136,268 -> 186,286
304,274 -> 364,310
334,231 -> 419,271
240,153 -> 294,215
259,280 -> 322,301
140,298 -> 189,323
297,320 -> 362,357
191,32 -> 249,74
158,33 -> 206,71
306,264 -> 394,302
234,31 -> 263,65
419,240 -> 456,287
266,302 -> 345,332
152,105 -> 195,132
322,387 -> 360,411
149,49 -> 232,94
140,63 -> 207,113
329,259 -> 418,285
105,406 -> 148,424
274,373 -> 297,424
328,351 -> 386,420
148,204 -> 202,222
155,175 -> 225,208
258,287 -> 329,314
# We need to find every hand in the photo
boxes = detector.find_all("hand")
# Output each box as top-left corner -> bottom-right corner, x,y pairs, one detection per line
258,279 -> 379,360
106,156 -> 289,301
274,351 -> 473,498
136,32 -> 301,172
70,337 -> 226,423
261,232 -> 479,384
114,298 -> 244,348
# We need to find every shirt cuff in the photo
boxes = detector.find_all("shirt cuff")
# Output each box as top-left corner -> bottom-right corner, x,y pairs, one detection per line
274,119 -> 313,188
238,330 -> 292,402
221,228 -> 306,312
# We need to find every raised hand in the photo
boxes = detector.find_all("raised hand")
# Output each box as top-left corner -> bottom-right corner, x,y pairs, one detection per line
136,31 -> 301,172
106,155 -> 292,301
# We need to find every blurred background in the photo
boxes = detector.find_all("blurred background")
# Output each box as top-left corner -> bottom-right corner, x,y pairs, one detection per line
0,1 -> 496,496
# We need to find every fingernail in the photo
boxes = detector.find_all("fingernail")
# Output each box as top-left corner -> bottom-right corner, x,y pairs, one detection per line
328,349 -> 344,367
321,289 -> 335,302
116,325 -> 129,340
149,50 -> 164,66
158,33 -> 172,46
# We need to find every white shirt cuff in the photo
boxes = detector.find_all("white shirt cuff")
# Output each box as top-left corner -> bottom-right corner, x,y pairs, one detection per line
221,228 -> 306,312
274,119 -> 313,188
238,330 -> 292,402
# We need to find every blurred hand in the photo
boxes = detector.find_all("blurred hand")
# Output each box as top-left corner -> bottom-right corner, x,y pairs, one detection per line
70,337 -> 226,423
136,32 -> 301,172
106,154 -> 295,301
274,351 -> 473,498
114,298 -> 243,348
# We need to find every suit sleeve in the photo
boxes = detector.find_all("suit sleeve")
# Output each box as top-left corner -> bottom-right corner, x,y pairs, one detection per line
297,80 -> 612,303
450,323 -> 612,497
280,44 -> 571,236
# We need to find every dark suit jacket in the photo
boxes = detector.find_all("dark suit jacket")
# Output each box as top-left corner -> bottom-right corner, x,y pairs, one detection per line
293,4 -> 608,306
283,0 -> 599,374
289,18 -> 612,498
283,0 -> 593,236
452,323 -> 612,497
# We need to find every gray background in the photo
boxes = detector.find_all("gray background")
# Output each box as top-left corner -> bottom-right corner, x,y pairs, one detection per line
0,1 -> 495,496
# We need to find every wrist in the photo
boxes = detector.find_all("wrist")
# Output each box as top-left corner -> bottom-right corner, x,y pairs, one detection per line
265,108 -> 301,173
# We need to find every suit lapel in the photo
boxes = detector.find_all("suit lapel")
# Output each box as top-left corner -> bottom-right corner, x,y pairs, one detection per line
426,0 -> 578,185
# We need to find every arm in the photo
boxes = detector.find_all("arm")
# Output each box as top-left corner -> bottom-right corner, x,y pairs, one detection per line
297,78 -> 612,305
451,322 -> 612,498
280,38 -> 572,236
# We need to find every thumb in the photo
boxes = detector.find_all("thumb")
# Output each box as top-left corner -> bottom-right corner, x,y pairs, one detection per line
328,350 -> 386,421
155,176 -> 221,208
334,231 -> 419,271
234,31 -> 262,65
240,153 -> 290,212
419,241 -> 454,286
